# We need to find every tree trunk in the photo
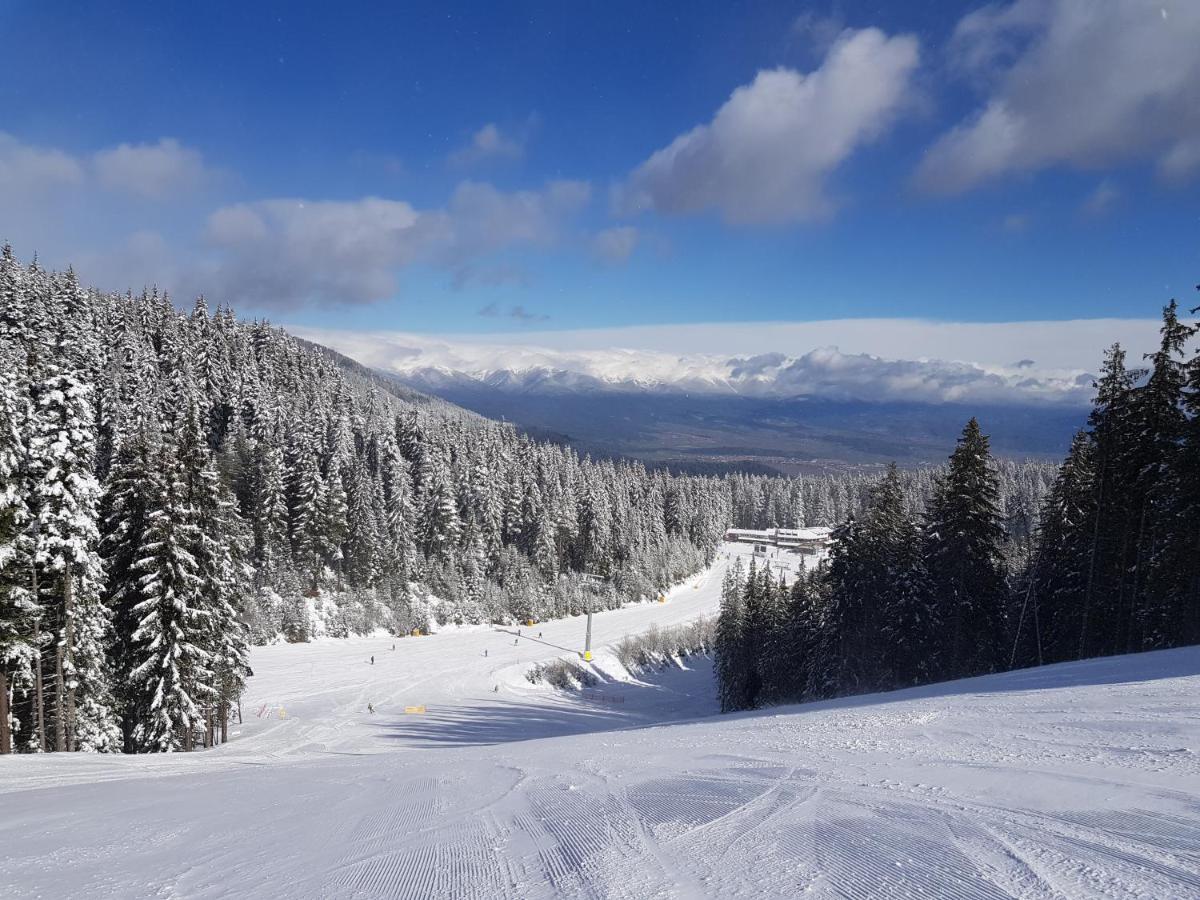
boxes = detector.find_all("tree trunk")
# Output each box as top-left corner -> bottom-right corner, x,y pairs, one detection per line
31,568 -> 45,753
63,572 -> 76,752
54,639 -> 65,752
220,702 -> 228,744
0,668 -> 11,755
1126,503 -> 1149,654
1078,461 -> 1106,659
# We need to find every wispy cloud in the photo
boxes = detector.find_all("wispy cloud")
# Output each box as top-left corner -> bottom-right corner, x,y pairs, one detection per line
449,122 -> 525,167
1001,212 -> 1030,233
477,303 -> 548,323
591,226 -> 638,264
1082,179 -> 1120,216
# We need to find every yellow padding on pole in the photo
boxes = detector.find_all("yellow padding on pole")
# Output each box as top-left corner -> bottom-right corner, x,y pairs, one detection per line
404,705 -> 427,714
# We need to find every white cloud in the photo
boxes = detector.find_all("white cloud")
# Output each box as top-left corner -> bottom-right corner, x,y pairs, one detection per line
591,226 -> 638,264
319,317 -> 1160,372
442,179 -> 590,260
617,28 -> 920,225
93,137 -> 213,199
918,0 -> 1200,192
449,123 -> 524,167
199,180 -> 590,308
71,230 -> 179,296
289,317 -> 1166,407
201,197 -> 434,308
0,132 -> 85,195
0,125 -> 591,308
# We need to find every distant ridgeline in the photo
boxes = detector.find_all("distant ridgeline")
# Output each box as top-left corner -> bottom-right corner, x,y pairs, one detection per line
716,294 -> 1200,714
0,248 -> 730,753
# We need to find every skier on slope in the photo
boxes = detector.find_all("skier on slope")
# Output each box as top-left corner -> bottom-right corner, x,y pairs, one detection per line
370,655 -> 374,665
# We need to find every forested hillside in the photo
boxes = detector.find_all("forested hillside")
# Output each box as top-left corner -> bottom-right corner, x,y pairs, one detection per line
0,246 -> 1137,755
726,459 -> 1055,560
716,296 -> 1200,713
0,248 -> 730,753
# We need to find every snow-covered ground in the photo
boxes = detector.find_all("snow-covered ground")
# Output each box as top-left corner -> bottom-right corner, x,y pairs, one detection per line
3,543 -> 1200,899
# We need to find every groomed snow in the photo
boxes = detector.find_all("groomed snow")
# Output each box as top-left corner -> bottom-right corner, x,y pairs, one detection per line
2,543 -> 1199,898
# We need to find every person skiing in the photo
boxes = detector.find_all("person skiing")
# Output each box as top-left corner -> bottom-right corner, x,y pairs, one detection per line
484,648 -> 488,657
493,685 -> 499,693
370,655 -> 374,665
367,702 -> 374,714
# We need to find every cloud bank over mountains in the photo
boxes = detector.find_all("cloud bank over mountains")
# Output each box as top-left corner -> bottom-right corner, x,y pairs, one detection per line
291,317 -> 1163,407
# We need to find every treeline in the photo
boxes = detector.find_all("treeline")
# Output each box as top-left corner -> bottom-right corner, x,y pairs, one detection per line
717,295 -> 1200,712
0,249 -> 730,753
727,460 -> 1054,557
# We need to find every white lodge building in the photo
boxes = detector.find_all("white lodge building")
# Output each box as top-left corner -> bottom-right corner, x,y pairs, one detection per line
723,526 -> 835,558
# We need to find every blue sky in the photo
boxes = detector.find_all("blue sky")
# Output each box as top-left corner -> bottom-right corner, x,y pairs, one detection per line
0,0 -> 1197,336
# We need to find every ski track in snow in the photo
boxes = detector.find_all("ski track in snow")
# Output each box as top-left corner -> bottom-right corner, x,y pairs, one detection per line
3,542 -> 1200,899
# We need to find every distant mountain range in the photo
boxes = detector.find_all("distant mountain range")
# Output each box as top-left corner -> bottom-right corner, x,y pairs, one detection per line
383,363 -> 1088,475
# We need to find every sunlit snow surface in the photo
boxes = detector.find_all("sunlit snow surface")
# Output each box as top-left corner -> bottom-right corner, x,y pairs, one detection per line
3,543 -> 1200,898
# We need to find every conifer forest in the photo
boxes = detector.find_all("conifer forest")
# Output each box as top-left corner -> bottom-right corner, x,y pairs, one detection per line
716,296 -> 1200,713
1,248 -> 1196,753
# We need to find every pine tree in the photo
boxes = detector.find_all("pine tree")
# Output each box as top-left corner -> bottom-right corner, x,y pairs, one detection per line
1126,301 -> 1190,650
1029,431 -> 1097,664
923,419 -> 1008,680
129,447 -> 213,752
177,401 -> 251,746
0,367 -> 34,754
714,557 -> 748,713
101,416 -> 161,751
32,367 -> 119,751
1078,344 -> 1142,659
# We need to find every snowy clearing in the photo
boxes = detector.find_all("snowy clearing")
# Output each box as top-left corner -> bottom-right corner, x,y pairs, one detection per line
2,543 -> 1199,899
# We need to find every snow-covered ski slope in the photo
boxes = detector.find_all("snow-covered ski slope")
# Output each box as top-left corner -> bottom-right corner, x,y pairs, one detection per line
3,543 -> 1200,899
